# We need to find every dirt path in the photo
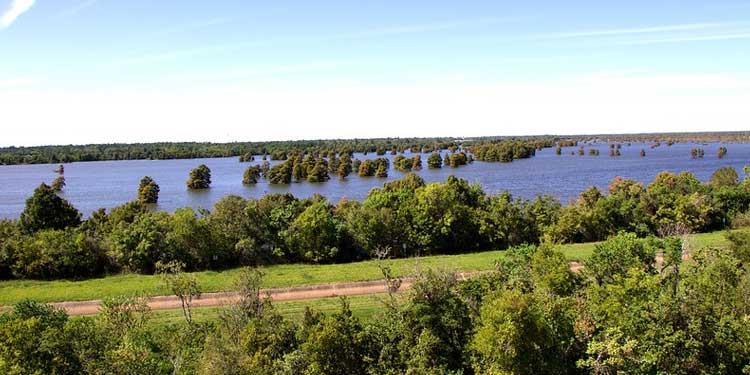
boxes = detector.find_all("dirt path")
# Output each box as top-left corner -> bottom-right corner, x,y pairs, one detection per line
26,254 -> 675,316
52,272 -> 479,316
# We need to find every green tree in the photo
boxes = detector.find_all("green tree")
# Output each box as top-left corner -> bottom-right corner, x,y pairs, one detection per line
243,165 -> 262,184
284,200 -> 341,263
51,175 -> 66,192
19,183 -> 81,233
337,155 -> 352,179
137,176 -> 160,203
186,164 -> 212,189
156,260 -> 201,324
710,166 -> 739,187
109,212 -> 172,273
584,232 -> 656,285
300,299 -> 367,375
427,152 -> 442,169
411,154 -> 422,170
375,163 -> 388,178
307,160 -> 330,183
0,300 -> 81,375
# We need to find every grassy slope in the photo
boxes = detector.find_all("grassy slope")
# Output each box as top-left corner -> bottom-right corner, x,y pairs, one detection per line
0,231 -> 732,306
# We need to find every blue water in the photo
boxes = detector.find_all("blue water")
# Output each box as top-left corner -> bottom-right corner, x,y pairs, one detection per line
0,142 -> 747,219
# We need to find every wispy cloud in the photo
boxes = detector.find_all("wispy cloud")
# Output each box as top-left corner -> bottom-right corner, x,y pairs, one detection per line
162,61 -> 350,83
598,31 -> 750,46
528,22 -> 724,40
58,0 -> 99,18
339,17 -> 509,39
509,21 -> 750,47
108,16 -> 511,68
106,41 -> 272,67
0,0 -> 35,28
157,17 -> 231,35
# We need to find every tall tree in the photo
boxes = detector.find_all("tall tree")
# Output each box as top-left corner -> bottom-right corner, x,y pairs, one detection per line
19,183 -> 81,233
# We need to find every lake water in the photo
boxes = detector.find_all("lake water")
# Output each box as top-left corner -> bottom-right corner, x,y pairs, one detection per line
1,142 -> 748,219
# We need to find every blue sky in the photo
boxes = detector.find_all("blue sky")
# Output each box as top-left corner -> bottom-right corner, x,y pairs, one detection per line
1,0 -> 750,146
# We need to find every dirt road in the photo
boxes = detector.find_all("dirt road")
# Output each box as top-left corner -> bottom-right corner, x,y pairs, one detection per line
29,255 -> 672,316
53,273 -> 477,316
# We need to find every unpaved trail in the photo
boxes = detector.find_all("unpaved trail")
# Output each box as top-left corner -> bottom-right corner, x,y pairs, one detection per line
51,272 -> 478,316
17,254 -> 675,316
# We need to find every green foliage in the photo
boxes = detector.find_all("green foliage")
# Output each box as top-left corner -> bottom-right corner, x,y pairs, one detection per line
51,175 -> 66,192
186,164 -> 211,189
5,228 -> 109,279
284,200 -> 341,263
110,211 -> 173,273
0,300 -> 80,375
156,261 -> 201,324
471,141 -> 538,162
242,165 -> 261,184
711,166 -> 739,187
299,299 -> 368,375
427,152 -> 442,169
138,176 -> 160,203
19,183 -> 81,233
584,232 -> 656,285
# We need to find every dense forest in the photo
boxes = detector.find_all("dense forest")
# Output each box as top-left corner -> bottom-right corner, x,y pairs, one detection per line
1,131 -> 747,165
1,165 -> 748,280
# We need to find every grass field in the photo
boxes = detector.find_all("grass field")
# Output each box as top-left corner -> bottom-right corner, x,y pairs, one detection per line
148,293 -> 392,327
0,230 -> 735,306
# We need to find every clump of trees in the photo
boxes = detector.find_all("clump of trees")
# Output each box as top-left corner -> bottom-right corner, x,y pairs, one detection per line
238,152 -> 255,162
444,152 -> 470,168
186,164 -> 211,189
2,166 -> 750,281
137,176 -> 160,204
357,158 -> 389,177
427,152 -> 443,168
470,141 -> 537,162
242,165 -> 262,184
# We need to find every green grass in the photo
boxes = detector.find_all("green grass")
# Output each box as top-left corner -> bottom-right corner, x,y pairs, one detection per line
147,293 -> 391,327
0,230 -> 735,306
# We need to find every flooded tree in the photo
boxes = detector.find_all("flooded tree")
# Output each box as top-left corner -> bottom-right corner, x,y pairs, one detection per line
137,176 -> 160,203
186,164 -> 212,189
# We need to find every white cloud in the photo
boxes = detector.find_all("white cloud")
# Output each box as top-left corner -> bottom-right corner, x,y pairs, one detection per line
0,0 -> 35,28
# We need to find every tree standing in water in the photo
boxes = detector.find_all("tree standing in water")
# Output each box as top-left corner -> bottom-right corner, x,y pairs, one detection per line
138,176 -> 160,203
186,164 -> 211,189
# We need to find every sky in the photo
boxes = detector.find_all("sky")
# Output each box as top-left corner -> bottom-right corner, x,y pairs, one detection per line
1,1 -> 750,146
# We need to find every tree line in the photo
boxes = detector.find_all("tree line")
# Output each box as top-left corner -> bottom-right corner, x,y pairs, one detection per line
1,229 -> 750,374
0,138 -> 466,165
4,132 -> 746,166
1,166 -> 749,280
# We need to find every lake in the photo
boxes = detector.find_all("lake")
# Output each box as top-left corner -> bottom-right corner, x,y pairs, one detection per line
0,142 -> 747,219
